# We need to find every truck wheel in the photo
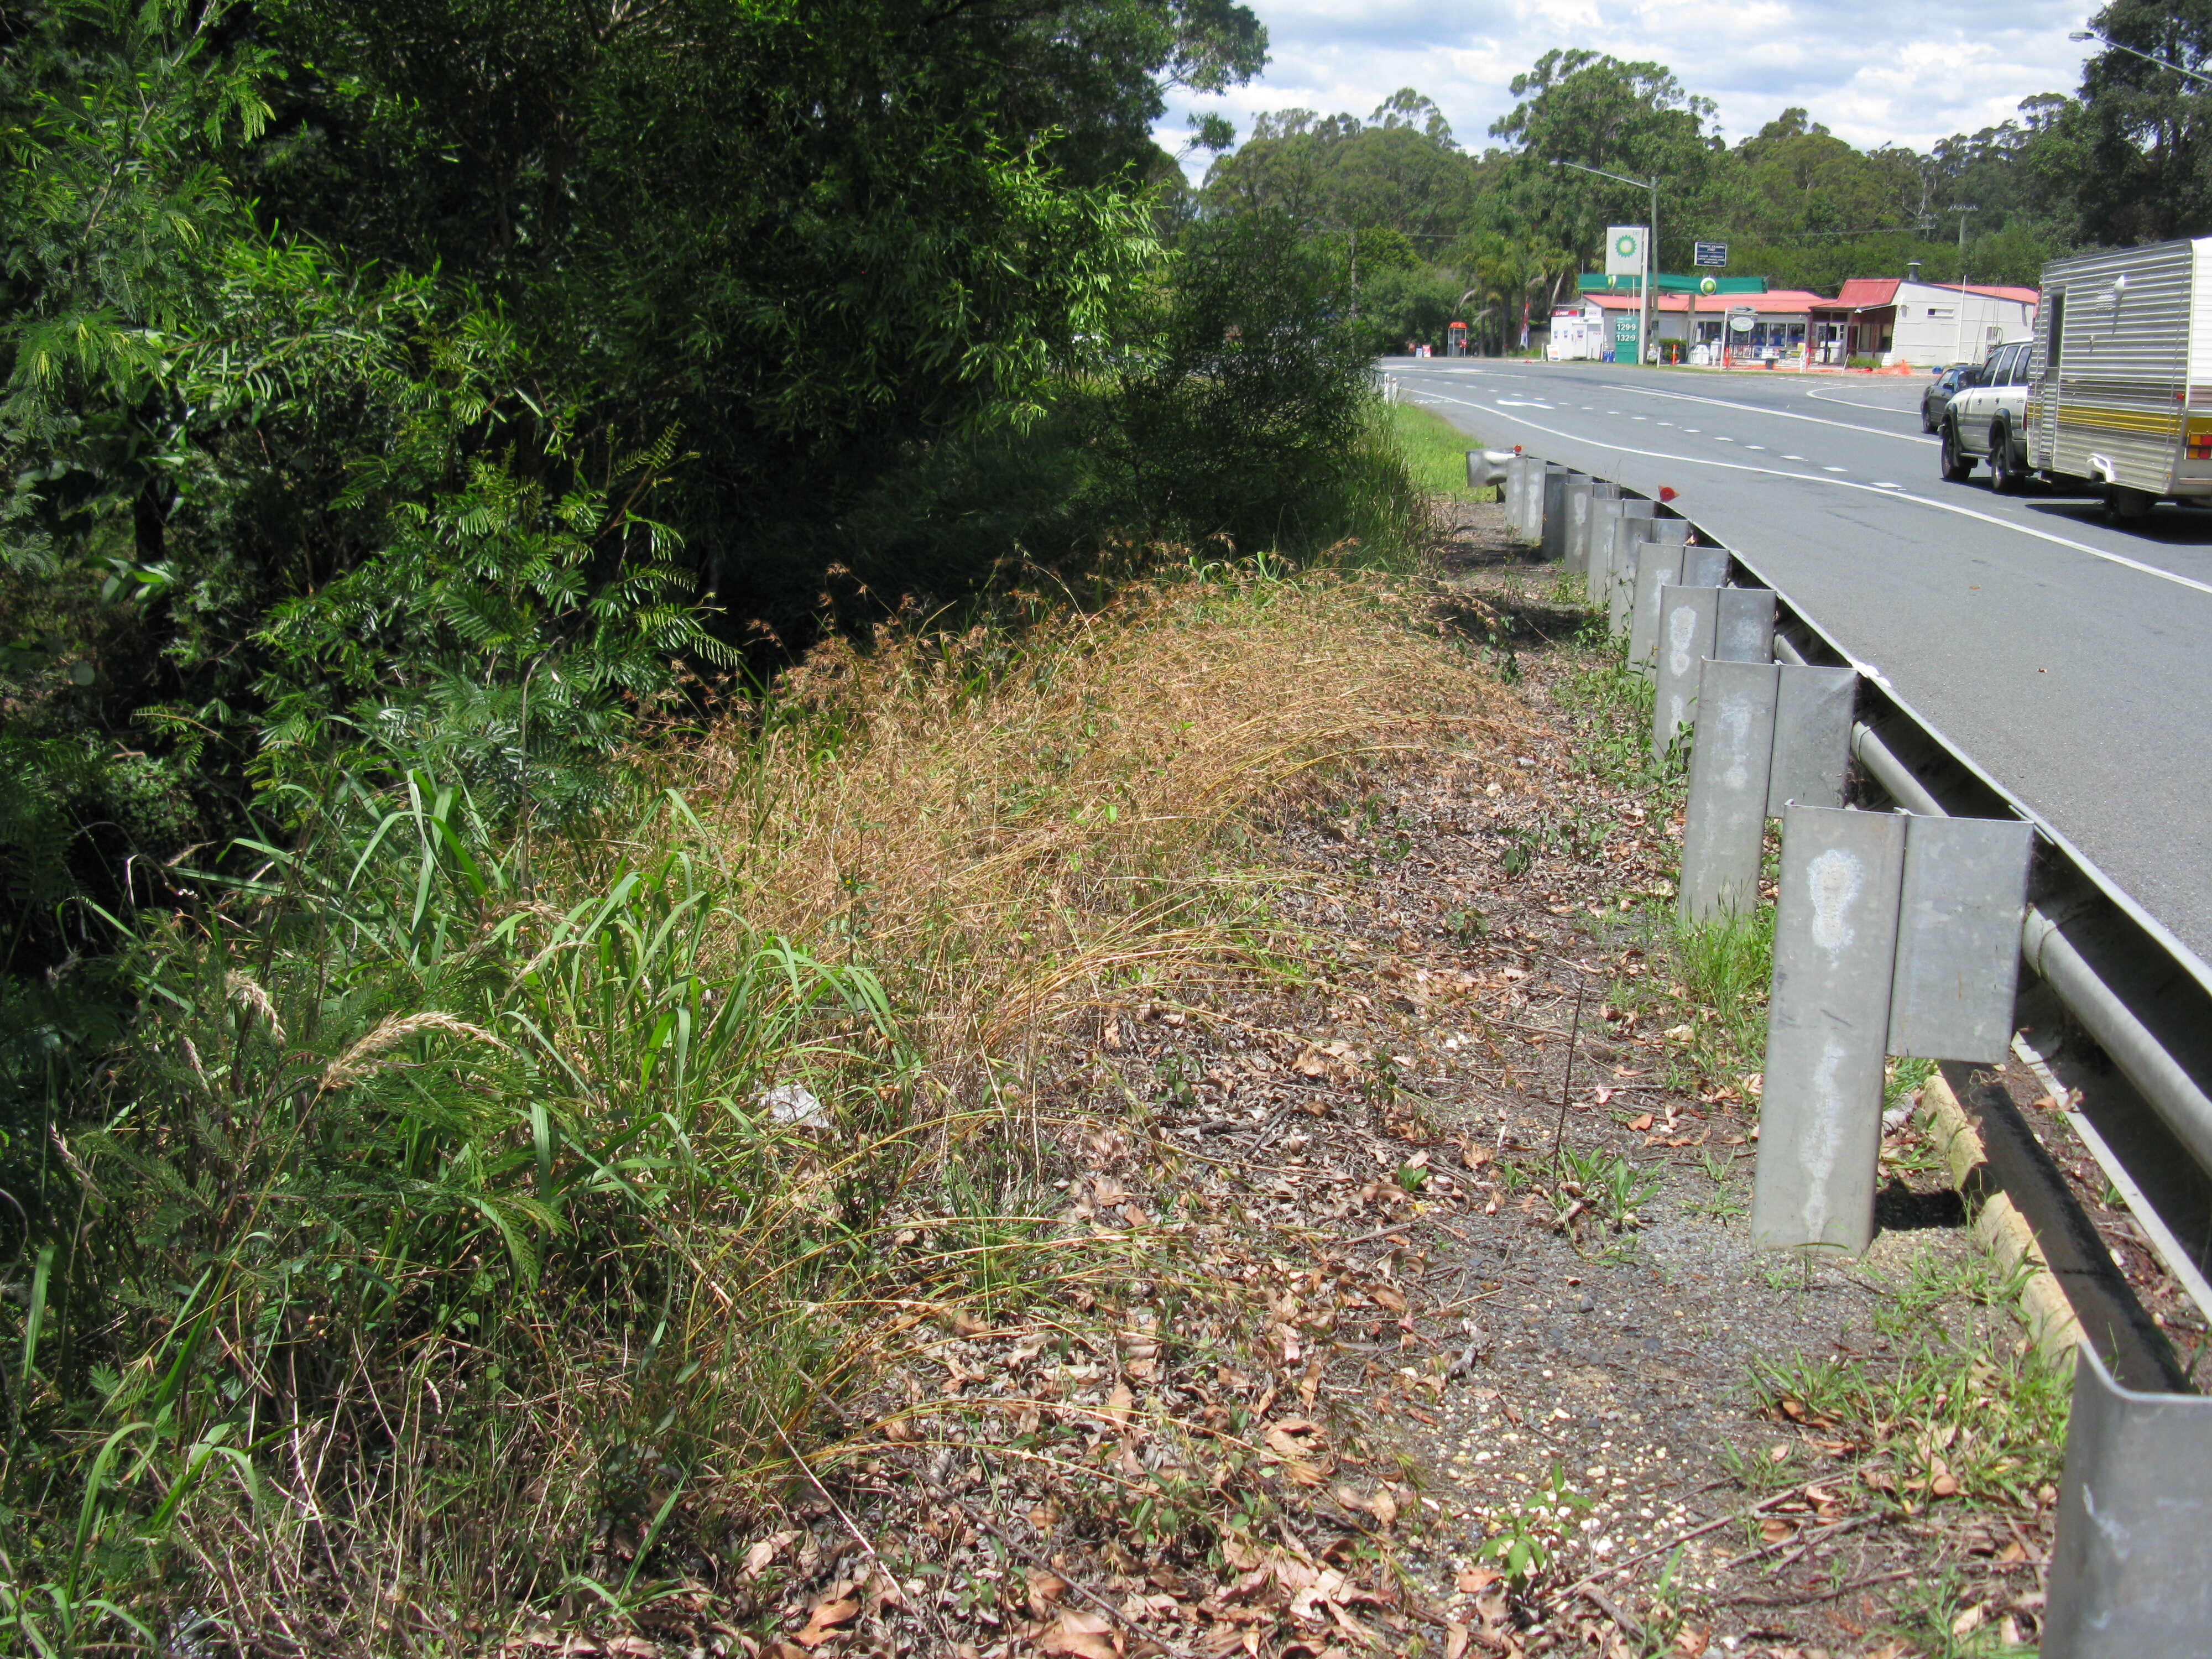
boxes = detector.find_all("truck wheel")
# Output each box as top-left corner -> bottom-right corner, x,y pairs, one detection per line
1940,420 -> 1973,482
1990,425 -> 2023,493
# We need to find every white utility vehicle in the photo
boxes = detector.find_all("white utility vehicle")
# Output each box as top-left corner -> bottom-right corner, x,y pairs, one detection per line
2027,237 -> 2212,519
1939,338 -> 2034,491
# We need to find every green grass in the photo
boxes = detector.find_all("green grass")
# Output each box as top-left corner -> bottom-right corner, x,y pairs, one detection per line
1381,400 -> 1499,502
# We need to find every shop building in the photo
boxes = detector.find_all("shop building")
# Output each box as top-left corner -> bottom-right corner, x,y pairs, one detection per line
1808,279 -> 2038,367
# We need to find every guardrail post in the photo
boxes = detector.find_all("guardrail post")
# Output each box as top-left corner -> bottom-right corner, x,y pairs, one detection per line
1542,469 -> 1584,563
1557,475 -> 1595,569
1616,521 -> 1688,642
1628,545 -> 1684,674
1679,660 -> 1779,921
1651,585 -> 1720,760
1598,500 -> 1657,618
1753,808 -> 2034,1253
1504,457 -> 1535,544
1886,816 -> 2035,1062
1715,588 -> 1778,663
1768,666 -> 1857,815
2043,1344 -> 2212,1655
1568,479 -> 1619,578
1682,544 -> 1730,588
1751,806 -> 1908,1254
1519,458 -> 1550,544
1582,495 -> 1626,599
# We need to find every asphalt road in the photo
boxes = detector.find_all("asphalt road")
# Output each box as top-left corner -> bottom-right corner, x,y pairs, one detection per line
1385,356 -> 2212,977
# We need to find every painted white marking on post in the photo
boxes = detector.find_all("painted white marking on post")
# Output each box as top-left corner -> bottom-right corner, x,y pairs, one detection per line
1802,1032 -> 1850,1240
1666,605 -> 1698,679
1807,847 -> 1863,958
1721,696 -> 1754,790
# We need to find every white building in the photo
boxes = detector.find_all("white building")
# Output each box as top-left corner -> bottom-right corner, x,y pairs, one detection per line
1814,279 -> 2039,368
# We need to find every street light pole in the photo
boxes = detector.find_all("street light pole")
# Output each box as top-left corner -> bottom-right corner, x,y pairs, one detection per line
2071,27 -> 2212,87
1550,157 -> 1660,367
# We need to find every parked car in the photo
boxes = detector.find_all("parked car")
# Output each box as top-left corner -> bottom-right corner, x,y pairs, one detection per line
1940,339 -> 2034,491
1921,363 -> 1978,432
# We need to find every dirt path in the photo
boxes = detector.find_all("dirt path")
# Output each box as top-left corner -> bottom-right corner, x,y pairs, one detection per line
656,507 -> 2063,1659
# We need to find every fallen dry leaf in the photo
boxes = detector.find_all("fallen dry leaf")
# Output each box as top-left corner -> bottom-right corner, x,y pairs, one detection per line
1104,1381 -> 1136,1429
1626,1112 -> 1653,1131
743,1529 -> 799,1578
792,1594 -> 860,1649
1039,1609 -> 1121,1659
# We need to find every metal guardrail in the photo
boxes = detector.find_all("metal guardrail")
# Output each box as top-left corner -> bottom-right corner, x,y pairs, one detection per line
1468,428 -> 2212,1650
1463,428 -> 2212,1360
1744,551 -> 2212,1345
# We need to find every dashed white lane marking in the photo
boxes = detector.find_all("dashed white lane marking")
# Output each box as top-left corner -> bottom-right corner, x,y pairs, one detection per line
1824,465 -> 1848,472
1746,444 -> 1766,450
1872,481 -> 1904,489
1783,455 -> 1807,461
1684,427 -> 1700,432
1714,436 -> 1734,442
1658,421 -> 1676,426
1411,390 -> 2212,601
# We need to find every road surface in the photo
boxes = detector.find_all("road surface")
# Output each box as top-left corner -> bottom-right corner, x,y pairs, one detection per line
1385,356 -> 2212,977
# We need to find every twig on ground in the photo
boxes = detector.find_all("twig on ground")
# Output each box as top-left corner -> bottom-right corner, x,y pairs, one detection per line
1724,1565 -> 1919,1607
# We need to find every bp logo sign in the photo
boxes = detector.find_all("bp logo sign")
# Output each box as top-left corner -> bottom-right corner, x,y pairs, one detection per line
1604,225 -> 1646,278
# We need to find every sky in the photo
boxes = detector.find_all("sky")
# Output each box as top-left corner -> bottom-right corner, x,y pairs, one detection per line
1156,0 -> 2099,180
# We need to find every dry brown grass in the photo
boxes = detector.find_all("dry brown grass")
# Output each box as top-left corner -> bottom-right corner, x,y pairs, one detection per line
20,558 -> 1521,1656
679,561 -> 1516,1098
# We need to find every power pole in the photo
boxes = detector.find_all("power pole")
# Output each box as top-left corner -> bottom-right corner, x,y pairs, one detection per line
1950,205 -> 1977,365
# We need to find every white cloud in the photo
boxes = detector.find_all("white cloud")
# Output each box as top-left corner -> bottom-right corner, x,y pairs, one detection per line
1158,0 -> 2094,178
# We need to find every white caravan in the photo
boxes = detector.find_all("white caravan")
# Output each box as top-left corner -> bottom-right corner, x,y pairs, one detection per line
2028,238 -> 2212,518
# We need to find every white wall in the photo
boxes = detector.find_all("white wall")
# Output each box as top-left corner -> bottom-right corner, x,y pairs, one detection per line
1887,283 -> 2035,367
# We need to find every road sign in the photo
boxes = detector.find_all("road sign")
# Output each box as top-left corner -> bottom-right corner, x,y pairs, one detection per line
1605,225 -> 1647,278
1694,241 -> 1729,268
1729,313 -> 1755,333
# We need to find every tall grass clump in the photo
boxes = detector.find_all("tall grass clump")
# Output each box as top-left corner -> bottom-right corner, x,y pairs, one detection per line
0,557 -> 1506,1650
1671,904 -> 1777,1078
1381,401 -> 1500,503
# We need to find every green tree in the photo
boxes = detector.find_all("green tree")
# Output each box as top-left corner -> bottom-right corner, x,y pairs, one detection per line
2072,0 -> 2212,242
1485,51 -> 1721,274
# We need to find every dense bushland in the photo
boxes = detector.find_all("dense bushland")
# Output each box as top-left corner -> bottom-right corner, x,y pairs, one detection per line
0,1 -> 1450,1645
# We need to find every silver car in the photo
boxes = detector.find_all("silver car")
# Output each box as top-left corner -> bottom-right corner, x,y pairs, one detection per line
1939,340 -> 2034,492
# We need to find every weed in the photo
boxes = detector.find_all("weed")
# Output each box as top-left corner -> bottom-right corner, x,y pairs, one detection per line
1443,906 -> 1488,943
3,561 -> 1520,1644
1473,1464 -> 1590,1585
1748,1328 -> 2070,1512
1887,1055 -> 1938,1110
1667,904 -> 1775,1080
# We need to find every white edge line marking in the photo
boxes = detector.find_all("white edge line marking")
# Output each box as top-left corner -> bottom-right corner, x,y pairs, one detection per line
1421,392 -> 2212,599
1806,388 -> 1929,416
1621,382 -> 1938,445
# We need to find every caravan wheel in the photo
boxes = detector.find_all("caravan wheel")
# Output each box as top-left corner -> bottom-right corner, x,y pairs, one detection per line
2104,485 -> 2154,521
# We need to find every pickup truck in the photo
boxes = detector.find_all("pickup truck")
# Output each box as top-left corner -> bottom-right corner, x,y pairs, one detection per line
1939,337 -> 2034,491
